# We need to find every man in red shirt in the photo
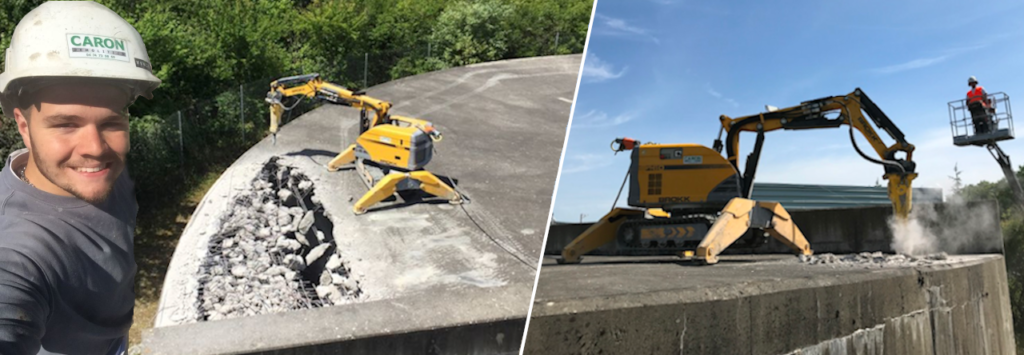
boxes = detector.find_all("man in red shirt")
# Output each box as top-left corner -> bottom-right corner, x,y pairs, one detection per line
967,76 -> 994,134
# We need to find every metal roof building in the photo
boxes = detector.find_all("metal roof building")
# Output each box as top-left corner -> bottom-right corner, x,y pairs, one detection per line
749,182 -> 943,210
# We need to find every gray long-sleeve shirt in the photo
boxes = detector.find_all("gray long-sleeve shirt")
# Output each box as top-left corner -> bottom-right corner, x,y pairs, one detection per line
0,149 -> 137,355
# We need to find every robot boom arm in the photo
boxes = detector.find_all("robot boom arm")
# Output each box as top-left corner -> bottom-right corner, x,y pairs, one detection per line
716,88 -> 917,218
266,73 -> 440,140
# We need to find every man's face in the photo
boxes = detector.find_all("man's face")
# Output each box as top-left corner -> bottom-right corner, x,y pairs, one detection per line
14,83 -> 130,204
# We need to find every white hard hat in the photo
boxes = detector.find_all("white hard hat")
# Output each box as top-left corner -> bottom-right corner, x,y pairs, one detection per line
968,76 -> 978,84
0,1 -> 161,118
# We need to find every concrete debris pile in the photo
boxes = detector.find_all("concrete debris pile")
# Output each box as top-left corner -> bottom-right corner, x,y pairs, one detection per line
196,157 -> 362,321
798,251 -> 951,268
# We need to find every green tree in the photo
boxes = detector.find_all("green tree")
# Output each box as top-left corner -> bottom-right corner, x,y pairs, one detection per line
961,167 -> 1024,219
431,0 -> 515,67
363,0 -> 453,80
506,0 -> 592,57
128,0 -> 295,114
291,0 -> 365,86
949,163 -> 964,194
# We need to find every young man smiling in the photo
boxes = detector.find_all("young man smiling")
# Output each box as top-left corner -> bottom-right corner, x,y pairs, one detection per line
0,1 -> 161,354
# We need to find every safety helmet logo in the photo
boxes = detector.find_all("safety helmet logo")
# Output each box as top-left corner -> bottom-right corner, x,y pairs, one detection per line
67,34 -> 130,62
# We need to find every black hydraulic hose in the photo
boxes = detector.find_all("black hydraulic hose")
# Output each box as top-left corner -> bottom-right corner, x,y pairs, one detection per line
838,102 -> 906,174
284,96 -> 305,111
847,124 -> 905,174
611,166 -> 629,212
276,96 -> 306,129
439,174 -> 536,270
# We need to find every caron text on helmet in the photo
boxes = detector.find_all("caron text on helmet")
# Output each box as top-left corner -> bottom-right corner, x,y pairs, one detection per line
67,34 -> 129,62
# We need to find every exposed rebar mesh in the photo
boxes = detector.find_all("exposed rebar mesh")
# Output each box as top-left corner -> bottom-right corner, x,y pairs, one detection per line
195,157 -> 362,321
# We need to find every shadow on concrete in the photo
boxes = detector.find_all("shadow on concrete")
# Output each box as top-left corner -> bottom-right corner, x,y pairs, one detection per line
285,148 -> 340,159
543,255 -> 773,268
284,149 -> 339,166
543,258 -> 695,268
365,197 -> 454,214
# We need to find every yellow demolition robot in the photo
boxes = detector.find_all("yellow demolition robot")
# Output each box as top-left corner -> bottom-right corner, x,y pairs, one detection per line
266,73 -> 462,214
559,88 -> 917,265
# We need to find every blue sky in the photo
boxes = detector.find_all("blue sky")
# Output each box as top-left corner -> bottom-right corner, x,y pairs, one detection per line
553,0 -> 1024,222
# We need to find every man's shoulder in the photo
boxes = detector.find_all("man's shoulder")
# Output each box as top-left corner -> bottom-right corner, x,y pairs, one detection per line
115,169 -> 136,200
0,215 -> 69,266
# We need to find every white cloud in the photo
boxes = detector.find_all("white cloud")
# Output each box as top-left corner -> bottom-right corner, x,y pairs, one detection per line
870,55 -> 950,75
870,42 -> 997,75
561,153 -> 615,174
593,14 -> 660,44
582,53 -> 627,83
596,14 -> 648,35
570,110 -> 637,128
706,85 -> 739,107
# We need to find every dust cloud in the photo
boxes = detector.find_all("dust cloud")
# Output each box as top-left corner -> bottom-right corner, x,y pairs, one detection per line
889,195 -> 1001,255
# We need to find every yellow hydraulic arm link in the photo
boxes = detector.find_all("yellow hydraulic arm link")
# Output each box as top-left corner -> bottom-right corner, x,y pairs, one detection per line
695,198 -> 811,264
267,73 -> 441,138
718,88 -> 917,219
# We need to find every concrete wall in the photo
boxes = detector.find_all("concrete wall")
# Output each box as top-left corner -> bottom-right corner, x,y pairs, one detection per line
141,285 -> 528,355
523,255 -> 1017,355
545,200 -> 1004,256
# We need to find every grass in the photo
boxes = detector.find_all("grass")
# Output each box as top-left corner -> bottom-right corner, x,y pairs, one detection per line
129,168 -> 224,347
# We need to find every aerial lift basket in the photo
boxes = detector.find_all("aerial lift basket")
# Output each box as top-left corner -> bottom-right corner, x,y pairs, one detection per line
949,92 -> 1014,146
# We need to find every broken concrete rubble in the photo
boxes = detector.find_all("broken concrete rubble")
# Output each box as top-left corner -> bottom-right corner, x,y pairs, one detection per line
798,251 -> 952,268
195,157 -> 363,321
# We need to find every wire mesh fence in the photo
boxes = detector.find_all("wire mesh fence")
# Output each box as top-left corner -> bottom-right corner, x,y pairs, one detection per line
128,36 -> 579,186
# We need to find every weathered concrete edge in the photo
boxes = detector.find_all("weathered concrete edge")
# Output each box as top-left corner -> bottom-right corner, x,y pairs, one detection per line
532,256 -> 992,315
142,284 -> 531,355
524,255 -> 1016,354
153,155 -> 262,327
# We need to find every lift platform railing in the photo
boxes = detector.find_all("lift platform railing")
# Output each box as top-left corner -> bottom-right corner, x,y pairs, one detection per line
948,92 -> 1014,146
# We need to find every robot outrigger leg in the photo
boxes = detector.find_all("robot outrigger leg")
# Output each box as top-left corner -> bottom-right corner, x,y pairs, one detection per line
351,170 -> 462,215
327,144 -> 357,172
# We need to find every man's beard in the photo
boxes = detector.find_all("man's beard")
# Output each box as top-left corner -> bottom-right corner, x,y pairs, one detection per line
29,141 -> 115,205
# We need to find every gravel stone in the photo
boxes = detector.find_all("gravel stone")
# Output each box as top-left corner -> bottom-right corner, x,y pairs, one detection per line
798,252 -> 953,268
230,265 -> 248,277
305,244 -> 331,266
326,254 -> 343,271
195,158 -> 362,322
319,270 -> 333,286
284,254 -> 306,271
299,212 -> 313,235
